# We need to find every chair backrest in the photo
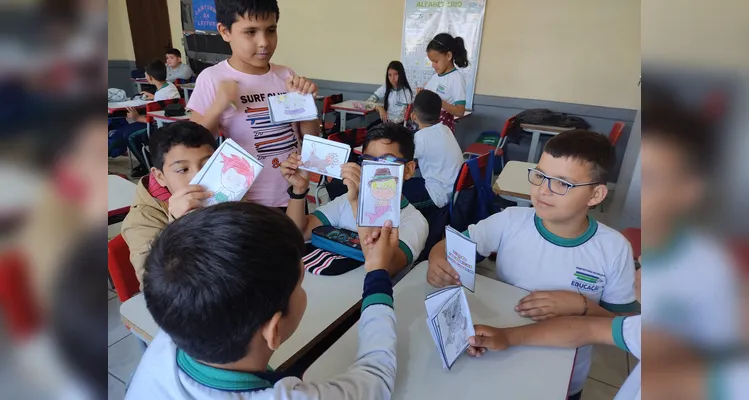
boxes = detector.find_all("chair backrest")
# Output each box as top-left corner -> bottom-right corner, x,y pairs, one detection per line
107,234 -> 141,302
321,94 -> 344,114
403,103 -> 414,124
621,228 -> 641,260
500,115 -> 517,138
329,128 -> 368,150
0,251 -> 40,339
609,121 -> 625,146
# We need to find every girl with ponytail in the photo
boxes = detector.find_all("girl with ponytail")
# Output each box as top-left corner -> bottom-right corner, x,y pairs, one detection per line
420,32 -> 468,121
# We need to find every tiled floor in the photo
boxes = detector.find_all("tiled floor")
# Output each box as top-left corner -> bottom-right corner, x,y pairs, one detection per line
107,156 -> 630,399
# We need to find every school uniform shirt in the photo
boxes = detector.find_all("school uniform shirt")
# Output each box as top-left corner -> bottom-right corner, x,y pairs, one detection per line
312,195 -> 428,267
166,63 -> 194,82
126,270 -> 397,400
466,207 -> 638,396
612,316 -> 641,400
366,85 -> 414,124
424,68 -> 466,107
153,82 -> 181,101
642,230 -> 742,350
188,61 -> 301,207
413,122 -> 463,208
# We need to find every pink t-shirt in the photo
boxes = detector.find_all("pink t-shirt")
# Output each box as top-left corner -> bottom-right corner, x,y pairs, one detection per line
187,61 -> 299,207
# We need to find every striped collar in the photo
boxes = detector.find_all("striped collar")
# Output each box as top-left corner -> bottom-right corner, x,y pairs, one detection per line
438,68 -> 458,77
176,349 -> 291,392
534,214 -> 598,247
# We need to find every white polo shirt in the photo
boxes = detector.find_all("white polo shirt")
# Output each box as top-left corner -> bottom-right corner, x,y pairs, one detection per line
413,122 -> 463,207
154,82 -> 181,101
424,69 -> 466,106
466,207 -> 638,396
613,316 -> 641,400
366,85 -> 414,124
312,195 -> 428,266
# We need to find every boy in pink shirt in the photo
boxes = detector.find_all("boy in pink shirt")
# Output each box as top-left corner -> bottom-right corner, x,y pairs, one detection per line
188,0 -> 319,208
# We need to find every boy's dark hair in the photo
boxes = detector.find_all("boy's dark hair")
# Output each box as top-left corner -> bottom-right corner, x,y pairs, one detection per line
642,102 -> 712,172
165,48 -> 182,58
144,59 -> 167,82
216,0 -> 279,29
543,129 -> 615,182
363,122 -> 416,161
412,90 -> 442,125
143,202 -> 305,364
149,120 -> 217,170
427,32 -> 469,69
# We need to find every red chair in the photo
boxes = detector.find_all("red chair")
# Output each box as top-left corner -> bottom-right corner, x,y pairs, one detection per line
0,251 -> 40,339
107,234 -> 141,302
403,103 -> 414,126
609,121 -> 626,146
463,116 -> 516,170
320,94 -> 343,136
621,228 -> 641,260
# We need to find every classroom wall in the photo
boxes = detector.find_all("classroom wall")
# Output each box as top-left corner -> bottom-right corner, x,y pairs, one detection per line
272,0 -> 640,110
107,0 -> 186,61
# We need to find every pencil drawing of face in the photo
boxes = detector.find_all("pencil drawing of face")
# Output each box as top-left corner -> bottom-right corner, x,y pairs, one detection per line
364,167 -> 399,224
219,153 -> 254,197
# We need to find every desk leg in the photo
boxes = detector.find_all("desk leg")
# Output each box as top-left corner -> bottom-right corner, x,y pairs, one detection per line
184,88 -> 190,102
135,82 -> 143,94
527,131 -> 540,162
340,111 -> 348,130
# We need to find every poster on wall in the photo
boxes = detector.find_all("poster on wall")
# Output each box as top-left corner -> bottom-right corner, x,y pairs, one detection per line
193,0 -> 217,31
401,0 -> 486,109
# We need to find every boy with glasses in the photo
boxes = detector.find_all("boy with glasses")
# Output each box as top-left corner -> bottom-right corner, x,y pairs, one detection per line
281,123 -> 428,276
427,129 -> 638,400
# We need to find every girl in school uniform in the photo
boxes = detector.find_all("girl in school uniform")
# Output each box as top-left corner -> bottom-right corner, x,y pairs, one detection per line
365,61 -> 414,126
421,33 -> 468,132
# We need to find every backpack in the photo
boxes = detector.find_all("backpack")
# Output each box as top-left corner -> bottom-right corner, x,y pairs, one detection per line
449,155 -> 496,233
506,108 -> 590,145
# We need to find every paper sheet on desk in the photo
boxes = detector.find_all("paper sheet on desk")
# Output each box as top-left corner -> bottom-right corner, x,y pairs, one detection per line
108,100 -> 152,109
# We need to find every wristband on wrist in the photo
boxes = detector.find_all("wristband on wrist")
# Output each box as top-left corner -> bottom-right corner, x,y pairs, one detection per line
287,185 -> 309,200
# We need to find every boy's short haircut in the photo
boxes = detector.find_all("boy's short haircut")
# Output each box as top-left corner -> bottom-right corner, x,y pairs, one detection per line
216,0 -> 280,29
412,90 -> 442,125
165,48 -> 181,58
642,102 -> 712,172
543,129 -> 616,183
144,59 -> 168,82
149,120 -> 217,170
143,202 -> 305,364
363,122 -> 416,161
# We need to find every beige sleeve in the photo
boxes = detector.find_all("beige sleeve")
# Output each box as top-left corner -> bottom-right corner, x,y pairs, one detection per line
120,204 -> 170,285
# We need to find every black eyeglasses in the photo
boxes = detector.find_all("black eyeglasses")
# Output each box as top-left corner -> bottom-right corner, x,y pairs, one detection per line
527,168 -> 600,196
359,154 -> 409,164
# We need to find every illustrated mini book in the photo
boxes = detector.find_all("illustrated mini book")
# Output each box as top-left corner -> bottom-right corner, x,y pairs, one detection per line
357,160 -> 405,227
189,138 -> 264,206
299,135 -> 351,180
268,92 -> 318,124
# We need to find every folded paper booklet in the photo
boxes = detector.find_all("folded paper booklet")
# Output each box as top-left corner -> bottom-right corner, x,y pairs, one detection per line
189,138 -> 264,206
425,286 -> 475,370
299,135 -> 351,180
445,226 -> 478,292
357,160 -> 404,227
267,92 -> 318,124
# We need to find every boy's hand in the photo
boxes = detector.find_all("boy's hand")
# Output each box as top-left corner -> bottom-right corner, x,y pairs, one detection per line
515,290 -> 585,321
341,162 -> 361,204
169,184 -> 213,219
280,152 -> 310,194
467,325 -> 510,357
126,107 -> 139,120
217,80 -> 239,109
286,76 -> 318,97
141,91 -> 154,100
360,220 -> 400,274
427,252 -> 460,288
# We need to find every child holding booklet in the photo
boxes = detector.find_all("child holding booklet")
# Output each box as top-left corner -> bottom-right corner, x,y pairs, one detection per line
188,0 -> 319,209
427,129 -> 638,400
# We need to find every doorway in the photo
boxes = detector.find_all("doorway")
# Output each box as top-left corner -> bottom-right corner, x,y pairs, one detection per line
126,0 -> 173,68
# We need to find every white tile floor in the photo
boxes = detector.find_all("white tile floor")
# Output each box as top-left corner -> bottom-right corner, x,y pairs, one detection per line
107,156 -> 630,399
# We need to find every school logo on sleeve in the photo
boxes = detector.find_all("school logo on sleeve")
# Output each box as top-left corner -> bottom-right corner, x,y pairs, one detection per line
570,267 -> 604,292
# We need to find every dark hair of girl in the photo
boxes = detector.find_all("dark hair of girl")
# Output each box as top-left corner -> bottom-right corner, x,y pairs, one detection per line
383,61 -> 413,112
426,32 -> 469,69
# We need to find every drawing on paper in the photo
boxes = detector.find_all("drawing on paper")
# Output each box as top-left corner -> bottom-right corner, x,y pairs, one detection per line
301,143 -> 340,175
276,93 -> 306,116
441,295 -> 468,347
208,153 -> 255,205
364,167 -> 399,224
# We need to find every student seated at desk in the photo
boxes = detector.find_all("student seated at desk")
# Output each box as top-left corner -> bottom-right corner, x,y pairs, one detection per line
282,123 -> 428,276
405,89 -> 463,215
365,61 -> 413,127
120,59 -> 181,177
121,121 -> 216,286
165,48 -> 194,82
126,202 -> 402,400
427,129 -> 638,400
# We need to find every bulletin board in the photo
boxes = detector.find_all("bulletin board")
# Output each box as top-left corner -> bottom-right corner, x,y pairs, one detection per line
401,0 -> 486,109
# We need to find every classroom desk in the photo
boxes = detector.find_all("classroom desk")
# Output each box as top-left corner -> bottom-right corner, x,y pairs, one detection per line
303,261 -> 576,399
180,83 -> 195,101
107,100 -> 152,114
147,110 -> 192,128
492,161 -> 535,207
331,100 -> 376,130
520,123 -> 569,162
108,174 -> 137,224
120,266 -> 368,370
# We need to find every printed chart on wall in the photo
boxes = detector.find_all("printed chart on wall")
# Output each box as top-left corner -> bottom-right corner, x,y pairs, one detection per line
401,1 -> 486,109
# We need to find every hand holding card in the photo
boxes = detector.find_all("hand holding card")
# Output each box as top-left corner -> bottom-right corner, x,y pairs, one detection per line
189,139 -> 264,206
445,227 -> 478,292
